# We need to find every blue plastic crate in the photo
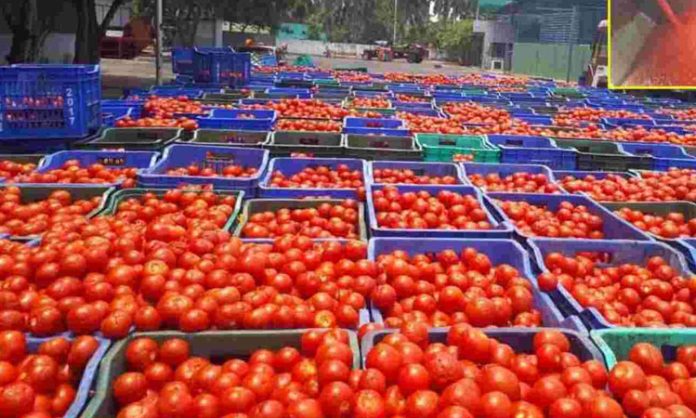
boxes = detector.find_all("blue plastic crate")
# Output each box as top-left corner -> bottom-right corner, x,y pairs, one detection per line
601,118 -> 656,129
487,134 -> 577,170
485,192 -> 652,242
366,184 -> 512,238
675,238 -> 696,272
353,90 -> 392,98
344,117 -> 403,129
516,115 -> 553,125
149,86 -> 204,98
258,157 -> 366,199
553,169 -> 636,181
620,143 -> 696,170
343,126 -> 411,136
528,238 -> 693,329
199,108 -> 277,131
461,162 -> 561,189
362,327 -> 600,367
366,238 -> 586,331
102,107 -> 131,127
172,47 -> 194,75
0,64 -> 100,139
25,336 -> 110,418
138,144 -> 269,194
394,108 -> 443,117
193,48 -> 248,86
368,161 -> 465,184
9,150 -> 159,188
391,101 -> 432,109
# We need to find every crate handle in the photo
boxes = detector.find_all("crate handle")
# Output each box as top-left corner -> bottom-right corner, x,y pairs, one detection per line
97,157 -> 126,166
225,136 -> 247,143
370,140 -> 390,148
505,139 -> 524,146
205,151 -> 235,162
439,139 -> 457,146
633,148 -> 652,155
299,138 -> 320,145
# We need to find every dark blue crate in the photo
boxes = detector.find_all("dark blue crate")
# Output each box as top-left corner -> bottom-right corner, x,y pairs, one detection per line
13,150 -> 160,188
601,118 -> 656,129
516,115 -> 553,125
368,161 -> 466,184
26,336 -> 110,418
199,108 -> 277,131
149,86 -> 204,98
138,144 -> 269,193
258,157 -> 367,199
362,327 -> 600,367
367,184 -> 512,238
462,162 -> 561,189
487,135 -> 577,170
485,192 -> 652,241
193,48 -> 248,85
343,127 -> 411,136
0,64 -> 100,139
528,238 -> 693,329
366,238 -> 587,331
277,71 -> 306,79
344,117 -> 403,129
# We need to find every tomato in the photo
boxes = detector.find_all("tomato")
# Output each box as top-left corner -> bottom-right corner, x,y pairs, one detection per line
608,361 -> 648,397
479,391 -> 512,418
287,398 -> 323,418
397,364 -> 431,395
113,372 -> 148,405
587,396 -> 623,418
469,172 -> 561,194
126,338 -> 159,371
353,389 -> 385,418
0,381 -> 35,417
548,398 -> 582,418
365,343 -> 402,383
0,330 -> 26,362
406,390 -> 440,418
319,381 -> 353,418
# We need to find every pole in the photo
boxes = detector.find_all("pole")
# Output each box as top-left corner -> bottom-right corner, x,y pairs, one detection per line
565,5 -> 578,83
155,0 -> 163,85
393,0 -> 398,45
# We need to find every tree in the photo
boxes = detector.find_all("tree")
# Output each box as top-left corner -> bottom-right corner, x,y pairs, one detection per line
2,0 -> 65,63
436,19 -> 474,61
433,0 -> 477,22
73,0 -> 132,64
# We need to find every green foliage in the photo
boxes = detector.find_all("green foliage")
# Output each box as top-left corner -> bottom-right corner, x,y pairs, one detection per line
436,19 -> 474,59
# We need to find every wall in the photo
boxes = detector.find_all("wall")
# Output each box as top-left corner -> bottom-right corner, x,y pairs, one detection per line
282,39 -> 373,57
511,42 -> 591,81
474,20 -> 514,70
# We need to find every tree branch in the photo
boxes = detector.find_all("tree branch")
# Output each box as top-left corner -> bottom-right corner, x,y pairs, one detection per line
99,0 -> 130,37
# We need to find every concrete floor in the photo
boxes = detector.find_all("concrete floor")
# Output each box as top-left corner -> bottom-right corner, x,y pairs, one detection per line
101,54 -> 482,97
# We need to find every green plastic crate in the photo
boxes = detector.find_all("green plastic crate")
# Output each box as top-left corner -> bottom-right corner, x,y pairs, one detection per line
79,330 -> 360,418
313,79 -> 340,87
591,328 -> 696,369
187,129 -> 270,147
416,133 -> 501,163
98,187 -> 244,232
234,198 -> 367,240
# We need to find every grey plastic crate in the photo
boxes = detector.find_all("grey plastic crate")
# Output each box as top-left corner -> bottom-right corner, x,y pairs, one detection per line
552,138 -> 653,171
80,330 -> 360,418
75,128 -> 183,151
345,134 -> 422,160
601,201 -> 696,241
267,131 -> 344,157
187,129 -> 270,147
234,198 -> 367,240
0,154 -> 44,165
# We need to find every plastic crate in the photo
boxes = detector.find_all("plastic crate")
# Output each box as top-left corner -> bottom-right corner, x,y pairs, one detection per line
11,150 -> 159,188
74,127 -> 182,151
0,65 -> 100,139
395,108 -> 443,117
601,118 -> 656,129
591,328 -> 696,369
233,198 -> 367,241
267,131 -> 344,157
149,86 -> 205,98
528,238 -> 693,330
344,117 -> 403,129
99,187 -> 243,232
0,153 -> 44,172
461,162 -> 560,188
80,330 -> 360,418
675,238 -> 696,272
551,138 -> 654,171
345,134 -> 422,161
619,142 -> 696,171
416,133 -> 501,163
601,201 -> 696,241
138,144 -> 269,193
171,47 -> 194,75
198,108 -> 277,131
188,129 -> 270,147
485,192 -> 652,241
487,134 -> 577,170
193,48 -> 246,85
367,161 -> 465,184
23,336 -> 110,418
516,115 -> 553,125
366,238 -> 586,331
367,184 -> 511,238
4,185 -> 113,240
342,126 -> 411,137
258,157 -> 366,199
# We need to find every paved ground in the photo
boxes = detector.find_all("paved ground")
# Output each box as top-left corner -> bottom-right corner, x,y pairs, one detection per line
101,53 -> 481,97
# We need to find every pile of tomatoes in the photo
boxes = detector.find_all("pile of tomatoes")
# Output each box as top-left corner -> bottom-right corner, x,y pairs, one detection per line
605,127 -> 696,146
395,94 -> 429,103
372,168 -> 459,185
467,172 -> 562,194
334,71 -> 372,83
0,331 -> 101,418
276,119 -> 342,132
110,330 -> 356,418
165,163 -> 258,178
351,97 -> 391,109
453,154 -> 475,162
538,252 -> 695,327
558,169 -> 696,202
613,208 -> 696,238
0,160 -> 37,182
243,99 -> 351,120
369,247 -> 543,327
372,186 -> 493,231
241,200 -> 361,240
266,164 -> 365,194
0,187 -> 101,237
142,97 -> 207,118
495,200 -> 606,239
398,113 -> 465,134
8,159 -> 138,187
657,108 -> 696,120
115,116 -> 199,131
441,103 -> 512,125
553,108 -> 649,126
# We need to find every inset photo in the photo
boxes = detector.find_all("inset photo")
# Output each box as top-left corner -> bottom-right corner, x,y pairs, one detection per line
610,0 -> 696,88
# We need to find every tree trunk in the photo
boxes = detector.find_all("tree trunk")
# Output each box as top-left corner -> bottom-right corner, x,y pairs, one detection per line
73,0 -> 100,64
3,0 -> 37,63
100,0 -> 129,38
